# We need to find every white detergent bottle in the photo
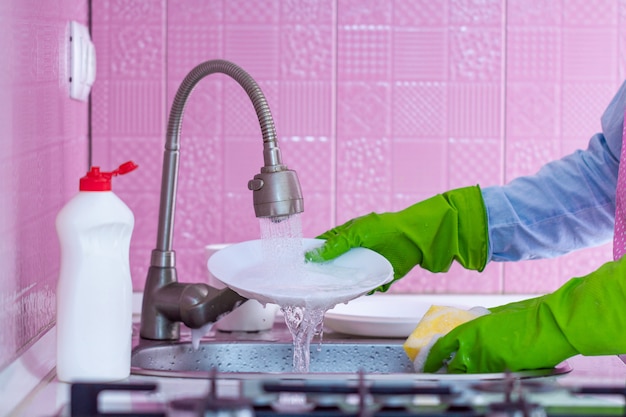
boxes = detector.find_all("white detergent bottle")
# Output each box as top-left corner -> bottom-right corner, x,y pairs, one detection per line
56,161 -> 138,382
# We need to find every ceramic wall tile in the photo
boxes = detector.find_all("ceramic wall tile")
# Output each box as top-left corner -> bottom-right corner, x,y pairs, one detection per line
279,25 -> 333,80
449,0 -> 502,26
280,136 -> 333,193
223,26 -> 280,80
506,0 -> 562,26
392,30 -> 448,81
278,82 -> 332,135
506,83 -> 560,137
223,139 -> 265,192
124,191 -> 160,283
506,137 -> 561,180
448,83 -> 501,137
563,0 -> 617,26
167,0 -> 223,24
108,0 -> 163,24
621,1 -> 626,79
563,28 -> 617,82
392,82 -> 447,136
223,192 -> 264,242
336,192 -> 392,225
337,82 -> 390,137
280,0 -> 334,24
0,0 -> 88,371
167,80 -> 223,136
561,83 -> 616,139
506,28 -> 561,82
337,136 -> 392,195
89,0 -> 626,300
337,26 -> 391,81
167,25 -> 223,82
338,0 -> 391,25
392,139 -> 447,194
108,81 -> 163,135
448,138 -> 502,189
503,259 -> 562,294
560,244 -> 613,279
392,262 -> 502,294
300,192 -> 334,237
224,0 -> 279,24
392,0 -> 448,27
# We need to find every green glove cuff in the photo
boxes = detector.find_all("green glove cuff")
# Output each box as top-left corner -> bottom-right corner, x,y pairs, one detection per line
307,186 -> 489,290
387,185 -> 488,274
429,185 -> 489,273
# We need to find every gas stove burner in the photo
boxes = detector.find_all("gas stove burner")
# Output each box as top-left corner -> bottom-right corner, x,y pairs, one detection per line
169,396 -> 253,416
270,393 -> 316,414
170,367 -> 254,416
472,377 -> 559,394
69,373 -> 626,417
470,372 -> 554,417
487,400 -> 546,417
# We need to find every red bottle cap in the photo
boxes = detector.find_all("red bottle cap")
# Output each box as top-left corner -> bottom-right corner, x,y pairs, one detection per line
79,161 -> 139,191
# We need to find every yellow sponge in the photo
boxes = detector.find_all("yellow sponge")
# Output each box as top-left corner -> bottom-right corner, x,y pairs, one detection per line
403,305 -> 485,362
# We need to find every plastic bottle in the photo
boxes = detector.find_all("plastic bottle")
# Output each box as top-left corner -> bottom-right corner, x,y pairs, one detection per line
56,161 -> 138,382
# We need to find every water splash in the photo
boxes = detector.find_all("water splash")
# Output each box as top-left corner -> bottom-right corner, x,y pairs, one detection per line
281,305 -> 325,373
190,322 -> 213,350
259,214 -> 329,373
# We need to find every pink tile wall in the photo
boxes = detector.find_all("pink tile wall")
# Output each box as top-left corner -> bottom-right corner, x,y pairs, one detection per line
0,0 -> 89,370
92,0 -> 626,297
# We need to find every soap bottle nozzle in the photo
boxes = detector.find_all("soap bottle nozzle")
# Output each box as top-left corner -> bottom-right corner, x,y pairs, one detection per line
113,161 -> 139,177
80,161 -> 139,191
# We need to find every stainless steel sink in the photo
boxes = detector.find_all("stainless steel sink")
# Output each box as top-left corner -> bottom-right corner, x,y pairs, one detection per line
131,340 -> 414,376
130,322 -> 572,380
131,340 -> 572,380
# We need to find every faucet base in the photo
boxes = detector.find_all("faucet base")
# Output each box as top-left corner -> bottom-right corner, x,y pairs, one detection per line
140,265 -> 247,341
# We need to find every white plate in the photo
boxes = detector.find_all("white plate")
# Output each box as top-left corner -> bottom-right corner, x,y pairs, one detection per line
208,238 -> 393,309
325,294 -> 467,338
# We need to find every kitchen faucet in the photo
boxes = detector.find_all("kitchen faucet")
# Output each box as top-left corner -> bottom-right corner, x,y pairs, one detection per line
139,60 -> 304,341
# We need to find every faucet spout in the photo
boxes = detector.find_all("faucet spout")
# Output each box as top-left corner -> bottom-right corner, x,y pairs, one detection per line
139,60 -> 304,341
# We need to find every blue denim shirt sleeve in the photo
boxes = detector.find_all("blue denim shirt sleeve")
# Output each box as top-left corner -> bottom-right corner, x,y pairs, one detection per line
482,80 -> 626,262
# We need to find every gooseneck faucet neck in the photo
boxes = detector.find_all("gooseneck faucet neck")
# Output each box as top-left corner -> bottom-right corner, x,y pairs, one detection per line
140,60 -> 304,341
156,59 -> 286,263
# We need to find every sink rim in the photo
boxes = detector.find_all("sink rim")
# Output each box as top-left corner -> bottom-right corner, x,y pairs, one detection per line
130,340 -> 573,381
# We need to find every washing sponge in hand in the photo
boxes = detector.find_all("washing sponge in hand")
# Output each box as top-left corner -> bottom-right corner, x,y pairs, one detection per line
403,305 -> 489,372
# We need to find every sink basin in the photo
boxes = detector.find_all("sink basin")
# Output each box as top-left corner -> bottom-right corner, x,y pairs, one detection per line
131,340 -> 572,380
130,295 -> 572,380
131,341 -> 414,376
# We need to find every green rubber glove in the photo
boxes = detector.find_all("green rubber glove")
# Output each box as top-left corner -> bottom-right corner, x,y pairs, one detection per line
424,255 -> 626,373
305,186 -> 489,291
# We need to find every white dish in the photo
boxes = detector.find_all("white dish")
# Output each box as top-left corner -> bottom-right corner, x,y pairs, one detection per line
208,238 -> 393,308
324,294 -> 539,338
206,243 -> 279,332
325,294 -> 467,338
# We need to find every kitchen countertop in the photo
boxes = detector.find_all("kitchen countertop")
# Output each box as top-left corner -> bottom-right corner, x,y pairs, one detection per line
7,294 -> 626,416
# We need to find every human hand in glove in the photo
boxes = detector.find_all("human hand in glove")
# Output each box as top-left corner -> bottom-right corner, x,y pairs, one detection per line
424,256 -> 626,373
305,186 -> 489,291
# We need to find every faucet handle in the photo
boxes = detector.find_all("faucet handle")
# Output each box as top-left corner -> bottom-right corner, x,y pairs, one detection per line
248,178 -> 264,191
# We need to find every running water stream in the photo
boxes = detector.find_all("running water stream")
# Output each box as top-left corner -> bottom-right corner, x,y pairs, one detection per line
215,213 -> 390,373
259,214 -> 327,373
